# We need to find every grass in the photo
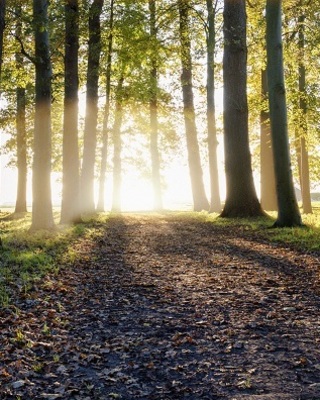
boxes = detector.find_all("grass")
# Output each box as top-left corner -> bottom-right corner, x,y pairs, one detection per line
1,208 -> 320,307
206,209 -> 320,252
0,211 -> 104,306
172,208 -> 320,252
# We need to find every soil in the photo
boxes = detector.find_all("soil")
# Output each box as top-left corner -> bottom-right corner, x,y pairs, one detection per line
0,213 -> 320,400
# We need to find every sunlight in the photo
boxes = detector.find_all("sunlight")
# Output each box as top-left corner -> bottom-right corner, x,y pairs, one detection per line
0,132 -> 227,212
0,161 -> 220,212
103,174 -> 154,211
102,165 -> 194,212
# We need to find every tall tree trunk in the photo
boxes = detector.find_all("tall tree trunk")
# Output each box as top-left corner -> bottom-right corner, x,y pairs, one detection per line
31,0 -> 54,231
97,0 -> 114,212
266,0 -> 302,227
299,136 -> 311,213
178,0 -> 209,212
111,78 -> 124,212
15,86 -> 27,214
206,0 -> 221,213
60,0 -> 81,224
14,5 -> 27,214
297,7 -> 312,214
149,0 -> 163,211
260,69 -> 277,211
80,0 -> 104,214
0,0 -> 5,220
0,0 -> 5,81
221,0 -> 263,217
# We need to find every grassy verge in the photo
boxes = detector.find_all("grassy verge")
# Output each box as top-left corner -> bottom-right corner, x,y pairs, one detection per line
205,210 -> 320,253
0,211 -> 100,307
262,211 -> 320,252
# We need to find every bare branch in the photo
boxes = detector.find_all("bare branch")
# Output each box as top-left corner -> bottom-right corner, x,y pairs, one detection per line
15,35 -> 36,64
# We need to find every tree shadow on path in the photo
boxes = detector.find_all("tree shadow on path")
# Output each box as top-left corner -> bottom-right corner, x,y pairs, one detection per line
1,214 -> 320,400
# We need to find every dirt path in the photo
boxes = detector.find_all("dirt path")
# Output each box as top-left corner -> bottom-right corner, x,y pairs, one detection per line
1,214 -> 320,399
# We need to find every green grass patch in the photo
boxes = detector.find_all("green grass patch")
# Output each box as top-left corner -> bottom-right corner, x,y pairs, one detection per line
206,209 -> 320,252
263,223 -> 320,252
0,211 -> 105,306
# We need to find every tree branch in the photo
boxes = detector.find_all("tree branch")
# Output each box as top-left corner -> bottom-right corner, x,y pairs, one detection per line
15,35 -> 36,64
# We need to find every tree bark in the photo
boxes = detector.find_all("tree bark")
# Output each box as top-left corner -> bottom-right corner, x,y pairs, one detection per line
206,0 -> 221,213
260,69 -> 277,211
149,0 -> 163,211
266,0 -> 302,226
80,0 -> 104,214
15,5 -> 27,214
111,78 -> 124,212
297,7 -> 312,214
97,0 -> 114,212
15,87 -> 27,214
31,0 -> 54,231
60,0 -> 81,224
221,0 -> 263,217
178,0 -> 209,212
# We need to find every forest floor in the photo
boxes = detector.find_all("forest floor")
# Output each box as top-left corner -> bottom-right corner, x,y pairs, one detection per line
0,213 -> 320,400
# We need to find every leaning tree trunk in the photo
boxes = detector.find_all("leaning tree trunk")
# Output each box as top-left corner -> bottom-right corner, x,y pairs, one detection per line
80,0 -> 104,214
220,0 -> 263,217
178,0 -> 209,211
149,0 -> 163,211
14,5 -> 27,214
266,0 -> 302,226
260,69 -> 277,211
60,0 -> 81,224
111,78 -> 124,213
206,0 -> 221,213
297,8 -> 312,214
31,0 -> 54,231
97,0 -> 114,212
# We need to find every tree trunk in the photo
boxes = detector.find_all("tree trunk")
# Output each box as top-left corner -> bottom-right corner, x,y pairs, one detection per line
260,69 -> 277,211
206,0 -> 221,213
149,0 -> 163,211
14,5 -> 27,214
111,78 -> 124,212
60,0 -> 81,224
266,0 -> 302,226
15,87 -> 27,214
0,0 -> 5,81
297,8 -> 312,214
80,0 -> 104,214
178,0 -> 209,212
299,138 -> 312,213
0,0 -> 5,231
31,0 -> 54,231
97,0 -> 114,212
220,0 -> 263,217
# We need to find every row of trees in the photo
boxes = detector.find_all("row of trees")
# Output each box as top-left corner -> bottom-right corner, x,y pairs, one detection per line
0,0 -> 319,230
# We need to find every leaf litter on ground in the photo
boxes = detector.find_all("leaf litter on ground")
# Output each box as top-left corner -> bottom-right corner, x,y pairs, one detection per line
0,213 -> 320,399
